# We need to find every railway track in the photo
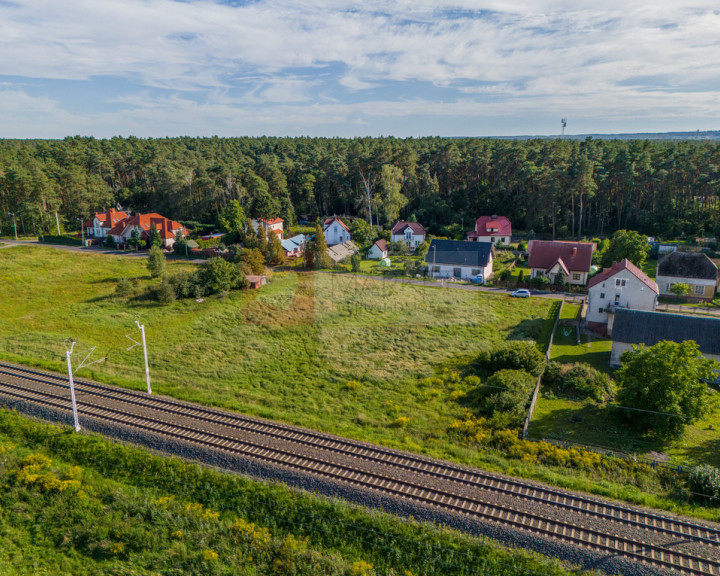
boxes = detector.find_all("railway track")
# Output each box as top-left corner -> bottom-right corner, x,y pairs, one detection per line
0,360 -> 718,576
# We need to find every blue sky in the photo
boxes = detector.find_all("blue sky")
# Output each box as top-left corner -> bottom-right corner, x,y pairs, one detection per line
0,0 -> 718,138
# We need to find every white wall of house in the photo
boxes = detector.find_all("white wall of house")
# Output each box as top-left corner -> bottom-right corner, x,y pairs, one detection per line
251,219 -> 283,236
530,267 -> 588,286
611,341 -> 720,366
92,217 -> 107,238
324,220 -> 351,246
587,270 -> 658,326
391,230 -> 424,249
472,235 -> 511,245
367,244 -> 387,259
656,275 -> 716,299
430,257 -> 493,282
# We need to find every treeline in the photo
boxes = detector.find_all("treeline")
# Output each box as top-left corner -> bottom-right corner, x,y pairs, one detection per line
1,135 -> 719,239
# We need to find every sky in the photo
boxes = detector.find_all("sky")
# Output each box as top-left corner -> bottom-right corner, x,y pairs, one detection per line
0,1 -> 719,139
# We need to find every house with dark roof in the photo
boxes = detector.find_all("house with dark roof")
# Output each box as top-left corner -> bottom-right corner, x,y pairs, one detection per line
368,239 -> 388,260
586,259 -> 659,335
467,215 -> 512,245
527,240 -> 596,285
424,239 -> 493,282
390,221 -> 425,250
610,308 -> 720,366
323,216 -> 351,246
83,208 -> 129,239
656,252 -> 719,302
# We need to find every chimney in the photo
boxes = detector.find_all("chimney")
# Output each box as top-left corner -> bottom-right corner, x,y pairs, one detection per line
572,247 -> 577,257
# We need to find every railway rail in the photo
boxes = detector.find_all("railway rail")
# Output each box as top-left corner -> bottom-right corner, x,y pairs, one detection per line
0,360 -> 718,576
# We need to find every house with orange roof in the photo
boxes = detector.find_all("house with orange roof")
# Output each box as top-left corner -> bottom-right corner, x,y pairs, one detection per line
323,216 -> 351,246
586,259 -> 659,335
108,213 -> 187,249
83,208 -> 128,239
251,218 -> 284,238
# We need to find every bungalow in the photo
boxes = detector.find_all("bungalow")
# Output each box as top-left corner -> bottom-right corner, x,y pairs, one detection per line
610,308 -> 720,366
467,215 -> 512,245
368,239 -> 388,260
251,218 -> 284,238
323,216 -> 351,246
586,259 -> 659,335
424,239 -> 493,282
390,221 -> 425,250
108,213 -> 188,249
281,234 -> 307,258
84,208 -> 128,239
527,240 -> 595,285
328,240 -> 359,263
656,252 -> 719,302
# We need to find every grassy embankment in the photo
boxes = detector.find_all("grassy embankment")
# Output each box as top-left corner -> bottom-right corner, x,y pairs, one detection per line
0,409 -> 583,576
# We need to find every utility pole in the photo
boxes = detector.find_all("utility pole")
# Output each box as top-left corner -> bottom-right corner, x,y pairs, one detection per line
127,321 -> 151,394
55,212 -> 61,235
432,245 -> 437,279
65,342 -> 82,432
77,218 -> 85,246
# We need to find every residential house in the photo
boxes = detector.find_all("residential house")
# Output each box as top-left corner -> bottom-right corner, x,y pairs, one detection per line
656,252 -> 719,302
424,239 -> 493,282
108,213 -> 188,249
368,239 -> 388,260
390,221 -> 425,250
586,259 -> 659,335
328,240 -> 359,263
467,215 -> 512,245
281,234 -> 307,258
527,240 -> 596,285
323,216 -> 351,246
84,208 -> 129,239
610,308 -> 720,366
251,218 -> 284,238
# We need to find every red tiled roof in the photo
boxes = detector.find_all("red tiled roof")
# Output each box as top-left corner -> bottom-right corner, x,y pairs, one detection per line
391,220 -> 425,235
527,240 -> 595,273
108,213 -> 187,239
258,217 -> 284,225
86,208 -> 128,230
373,239 -> 388,252
469,215 -> 512,238
323,216 -> 350,232
589,258 -> 659,293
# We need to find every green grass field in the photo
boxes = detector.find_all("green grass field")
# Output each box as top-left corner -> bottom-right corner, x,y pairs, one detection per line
0,246 -> 550,460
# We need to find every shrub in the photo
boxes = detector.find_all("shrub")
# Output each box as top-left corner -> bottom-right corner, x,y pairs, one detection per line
475,342 -> 545,377
688,464 -> 720,503
469,369 -> 536,427
115,277 -> 133,298
146,245 -> 166,278
543,362 -> 615,402
155,278 -> 176,305
197,257 -> 246,295
167,271 -> 202,299
104,235 -> 116,248
499,269 -> 511,281
240,248 -> 266,276
530,274 -> 550,287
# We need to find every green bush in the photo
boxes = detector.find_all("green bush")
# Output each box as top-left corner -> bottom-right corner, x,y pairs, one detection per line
688,464 -> 720,503
469,369 -> 536,427
115,277 -> 133,298
197,257 -> 246,295
167,271 -> 203,299
38,234 -> 82,246
543,362 -> 615,402
475,342 -> 545,377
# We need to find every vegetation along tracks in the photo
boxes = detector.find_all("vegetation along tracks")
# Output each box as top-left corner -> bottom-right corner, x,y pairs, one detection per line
0,360 -> 719,575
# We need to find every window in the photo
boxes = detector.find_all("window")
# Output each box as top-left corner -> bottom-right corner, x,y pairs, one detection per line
572,273 -> 581,281
694,285 -> 705,295
471,269 -> 481,276
491,237 -> 495,243
432,266 -> 440,273
600,292 -> 605,299
615,279 -> 626,287
615,294 -> 620,304
598,307 -> 604,314
453,267 -> 462,278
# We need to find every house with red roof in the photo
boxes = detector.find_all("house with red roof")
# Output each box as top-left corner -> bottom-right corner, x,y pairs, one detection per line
323,216 -> 351,246
84,208 -> 129,239
467,215 -> 512,246
108,213 -> 188,249
251,217 -> 284,238
390,221 -> 425,250
586,259 -> 659,335
368,239 -> 388,260
527,240 -> 596,286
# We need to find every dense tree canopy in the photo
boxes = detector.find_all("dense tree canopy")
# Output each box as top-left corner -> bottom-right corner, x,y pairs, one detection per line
1,136 -> 719,239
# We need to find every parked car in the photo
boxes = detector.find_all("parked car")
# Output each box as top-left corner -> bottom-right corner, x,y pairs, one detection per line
510,289 -> 531,298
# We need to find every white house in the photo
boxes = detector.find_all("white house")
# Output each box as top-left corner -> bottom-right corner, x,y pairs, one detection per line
527,240 -> 596,286
424,239 -> 493,282
467,215 -> 512,245
281,234 -> 306,258
610,308 -> 720,367
323,216 -> 351,246
586,259 -> 659,335
656,252 -> 718,302
390,221 -> 425,250
84,208 -> 128,239
368,239 -> 388,259
251,218 -> 284,239
108,213 -> 187,249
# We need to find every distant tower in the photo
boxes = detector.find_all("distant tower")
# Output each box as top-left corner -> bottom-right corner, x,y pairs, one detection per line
561,118 -> 567,139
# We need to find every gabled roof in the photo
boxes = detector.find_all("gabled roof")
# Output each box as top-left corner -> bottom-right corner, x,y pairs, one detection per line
257,217 -> 284,225
547,257 -> 570,277
527,240 -> 595,273
281,234 -> 306,252
467,215 -> 512,238
108,213 -> 186,239
84,208 -> 128,229
657,252 -> 718,281
372,239 -> 388,252
323,216 -> 350,232
612,308 -> 720,355
589,258 -> 659,293
424,239 -> 493,267
391,221 -> 425,235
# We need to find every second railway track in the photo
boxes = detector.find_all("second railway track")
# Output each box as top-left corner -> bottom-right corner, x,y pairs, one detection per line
0,360 -> 718,576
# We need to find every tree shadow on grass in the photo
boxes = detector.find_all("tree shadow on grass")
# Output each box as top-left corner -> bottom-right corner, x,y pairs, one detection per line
552,350 -> 612,371
682,437 -> 720,468
505,318 -> 544,342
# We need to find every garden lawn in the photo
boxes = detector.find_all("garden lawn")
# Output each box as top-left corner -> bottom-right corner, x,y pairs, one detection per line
0,246 -> 550,460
